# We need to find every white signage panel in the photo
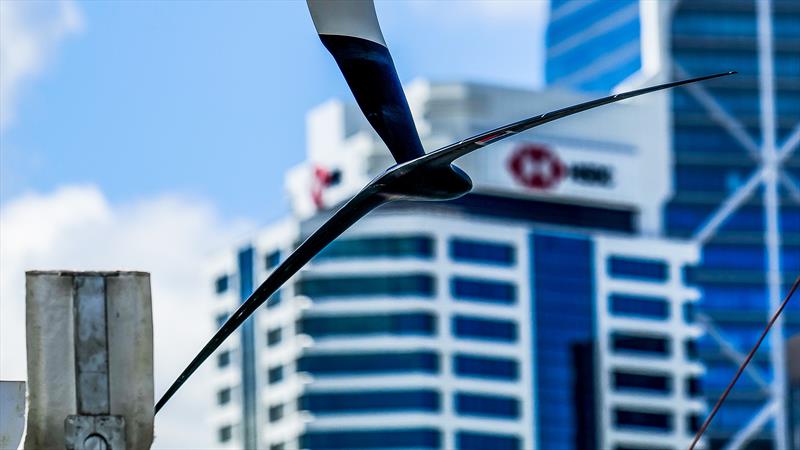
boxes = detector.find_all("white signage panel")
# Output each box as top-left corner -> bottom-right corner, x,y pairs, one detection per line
459,137 -> 644,208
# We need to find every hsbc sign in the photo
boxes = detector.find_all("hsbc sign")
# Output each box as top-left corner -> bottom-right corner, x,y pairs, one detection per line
508,144 -> 613,190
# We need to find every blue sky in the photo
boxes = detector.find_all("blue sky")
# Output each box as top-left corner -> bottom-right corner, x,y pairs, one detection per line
1,0 -> 547,221
0,1 -> 548,447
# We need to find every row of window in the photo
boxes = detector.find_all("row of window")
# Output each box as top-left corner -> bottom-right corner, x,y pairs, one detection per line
612,370 -> 703,397
609,293 -> 697,323
296,274 -> 518,304
668,200 -> 800,235
298,428 -> 520,450
677,51 -> 800,78
614,408 -> 702,434
608,256 -> 669,282
672,89 -> 800,118
274,352 -> 519,381
611,332 -> 699,360
267,352 -> 519,384
297,274 -> 435,298
261,313 -> 518,344
219,349 -> 701,431
214,236 -> 517,296
217,272 -> 518,308
673,10 -> 800,39
273,390 -> 524,420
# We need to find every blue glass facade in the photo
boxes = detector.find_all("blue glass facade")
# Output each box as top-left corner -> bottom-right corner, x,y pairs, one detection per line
547,1 -> 800,448
668,2 -> 800,448
547,0 -> 642,92
531,233 -> 596,450
237,246 -> 258,449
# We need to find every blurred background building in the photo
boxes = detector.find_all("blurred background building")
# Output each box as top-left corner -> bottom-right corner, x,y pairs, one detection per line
548,0 -> 800,449
209,81 -> 706,450
206,1 -> 800,449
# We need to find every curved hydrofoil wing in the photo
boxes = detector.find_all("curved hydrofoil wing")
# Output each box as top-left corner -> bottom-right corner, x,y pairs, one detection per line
308,0 -> 426,164
153,0 -> 737,413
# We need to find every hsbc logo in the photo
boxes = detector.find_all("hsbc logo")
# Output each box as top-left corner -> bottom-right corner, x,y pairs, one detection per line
508,144 -> 613,190
310,165 -> 342,208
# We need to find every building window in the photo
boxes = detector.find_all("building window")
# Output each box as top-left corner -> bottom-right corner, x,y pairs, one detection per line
266,250 -> 281,270
299,389 -> 440,414
687,413 -> 702,434
611,333 -> 671,356
268,365 -> 284,385
218,425 -> 232,443
297,274 -> 435,299
614,408 -> 673,432
267,327 -> 282,347
451,277 -> 516,304
298,312 -> 436,338
452,315 -> 517,343
316,236 -> 434,260
269,403 -> 284,423
217,350 -> 231,368
609,293 -> 669,320
217,387 -> 231,405
683,302 -> 696,323
297,351 -> 439,376
612,370 -> 671,394
453,354 -> 518,381
685,338 -> 699,361
269,444 -> 285,450
686,376 -> 702,397
300,429 -> 440,450
454,392 -> 520,419
456,431 -> 520,450
608,256 -> 668,282
450,238 -> 515,266
215,275 -> 229,294
266,290 -> 281,309
215,312 -> 228,329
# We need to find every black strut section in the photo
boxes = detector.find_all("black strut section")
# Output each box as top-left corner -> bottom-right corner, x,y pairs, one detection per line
320,34 -> 426,164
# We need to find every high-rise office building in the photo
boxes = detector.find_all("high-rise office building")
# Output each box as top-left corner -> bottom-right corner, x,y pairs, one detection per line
546,1 -> 800,448
546,0 -> 642,92
210,80 -> 705,449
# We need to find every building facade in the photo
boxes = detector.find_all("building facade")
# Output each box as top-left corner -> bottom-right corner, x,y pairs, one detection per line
209,81 -> 706,449
546,1 -> 800,448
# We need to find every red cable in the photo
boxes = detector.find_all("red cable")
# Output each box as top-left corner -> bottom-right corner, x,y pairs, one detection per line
688,275 -> 800,450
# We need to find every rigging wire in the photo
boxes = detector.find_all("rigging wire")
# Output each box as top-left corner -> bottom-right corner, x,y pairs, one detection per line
688,274 -> 800,450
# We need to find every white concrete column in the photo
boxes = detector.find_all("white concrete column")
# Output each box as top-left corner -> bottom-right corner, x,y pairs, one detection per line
24,271 -> 154,450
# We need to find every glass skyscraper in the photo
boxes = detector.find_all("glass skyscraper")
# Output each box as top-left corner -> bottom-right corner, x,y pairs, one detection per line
547,0 -> 642,92
547,1 -> 800,448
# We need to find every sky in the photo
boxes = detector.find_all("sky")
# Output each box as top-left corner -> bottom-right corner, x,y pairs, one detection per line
0,1 -> 548,448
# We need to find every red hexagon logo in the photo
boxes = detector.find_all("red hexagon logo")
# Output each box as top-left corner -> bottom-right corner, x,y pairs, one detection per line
508,144 -> 567,190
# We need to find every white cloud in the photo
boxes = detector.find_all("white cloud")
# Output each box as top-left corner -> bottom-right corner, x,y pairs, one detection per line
0,0 -> 83,130
0,185 -> 252,448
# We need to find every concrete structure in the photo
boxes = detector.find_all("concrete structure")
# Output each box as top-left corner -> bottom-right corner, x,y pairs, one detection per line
0,381 -> 25,450
24,271 -> 154,450
546,1 -> 800,448
209,81 -> 706,449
